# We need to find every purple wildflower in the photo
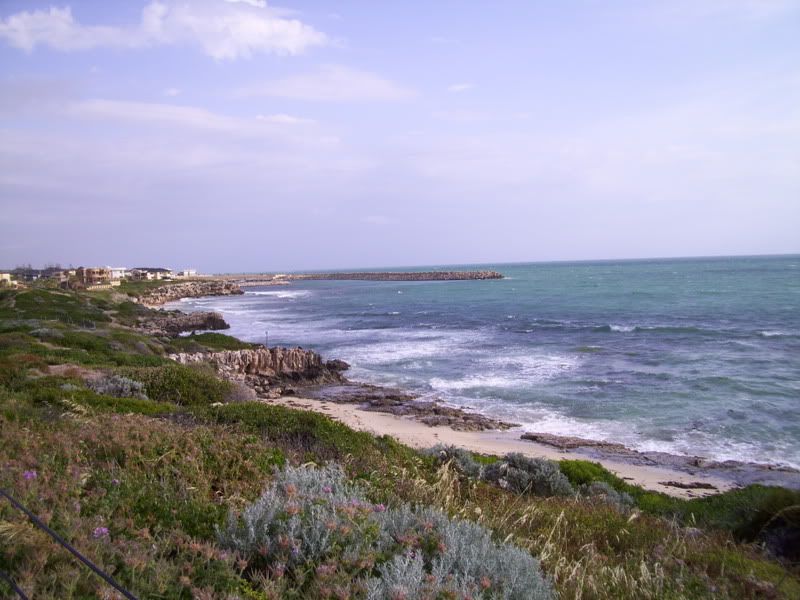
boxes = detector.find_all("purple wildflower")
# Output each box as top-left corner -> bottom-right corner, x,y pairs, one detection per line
23,470 -> 37,480
373,503 -> 387,513
111,478 -> 120,486
92,527 -> 110,539
322,486 -> 332,494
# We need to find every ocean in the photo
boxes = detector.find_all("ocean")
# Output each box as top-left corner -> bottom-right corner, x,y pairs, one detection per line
174,255 -> 800,469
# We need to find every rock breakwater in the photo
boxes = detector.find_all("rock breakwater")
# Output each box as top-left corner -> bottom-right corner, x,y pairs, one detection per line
140,281 -> 243,305
288,271 -> 503,282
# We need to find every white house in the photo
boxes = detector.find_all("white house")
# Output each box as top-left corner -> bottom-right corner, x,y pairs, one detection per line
108,267 -> 128,280
177,269 -> 197,278
131,267 -> 173,280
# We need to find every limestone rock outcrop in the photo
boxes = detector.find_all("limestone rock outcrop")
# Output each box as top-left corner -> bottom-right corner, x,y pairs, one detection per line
139,310 -> 229,336
304,384 -> 517,432
170,347 -> 349,388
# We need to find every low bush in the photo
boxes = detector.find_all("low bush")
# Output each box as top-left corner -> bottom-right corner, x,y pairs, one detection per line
168,332 -> 259,352
581,481 -> 636,513
201,402 -> 380,460
87,374 -> 147,399
559,459 -> 800,545
220,463 -> 554,599
3,289 -> 111,325
111,300 -> 154,326
424,444 -> 483,478
119,364 -> 233,406
483,453 -> 575,497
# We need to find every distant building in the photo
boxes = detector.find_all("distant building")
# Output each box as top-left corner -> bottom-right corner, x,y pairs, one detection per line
10,266 -> 68,282
130,267 -> 173,281
0,272 -> 16,287
108,267 -> 128,280
176,268 -> 197,278
76,266 -> 112,285
11,267 -> 42,282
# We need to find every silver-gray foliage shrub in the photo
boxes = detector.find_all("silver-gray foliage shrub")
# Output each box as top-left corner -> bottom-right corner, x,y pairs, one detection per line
87,375 -> 147,400
30,327 -> 63,340
219,463 -> 554,599
424,444 -> 483,478
581,481 -> 635,512
483,453 -> 575,497
368,504 -> 553,599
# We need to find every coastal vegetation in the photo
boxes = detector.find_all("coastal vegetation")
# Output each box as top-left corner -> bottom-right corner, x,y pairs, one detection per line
1,286 -> 798,598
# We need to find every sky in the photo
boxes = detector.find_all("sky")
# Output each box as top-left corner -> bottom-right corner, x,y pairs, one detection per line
1,0 -> 799,273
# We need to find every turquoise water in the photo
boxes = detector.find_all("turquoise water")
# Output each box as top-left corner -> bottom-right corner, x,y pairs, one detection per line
177,255 -> 800,468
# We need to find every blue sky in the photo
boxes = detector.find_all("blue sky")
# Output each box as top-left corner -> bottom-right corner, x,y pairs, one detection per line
1,0 -> 799,272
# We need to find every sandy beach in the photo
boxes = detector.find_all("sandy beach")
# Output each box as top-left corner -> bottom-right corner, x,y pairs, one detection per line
271,395 -> 734,499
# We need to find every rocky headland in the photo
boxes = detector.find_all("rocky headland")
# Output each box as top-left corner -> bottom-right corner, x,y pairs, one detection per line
168,347 -> 514,431
138,310 -> 229,336
140,281 -> 243,306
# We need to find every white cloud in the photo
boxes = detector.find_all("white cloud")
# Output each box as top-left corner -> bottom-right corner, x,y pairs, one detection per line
256,113 -> 314,124
0,1 -> 327,60
447,83 -> 473,93
163,87 -> 180,97
239,65 -> 416,102
67,99 -> 328,145
69,99 -> 244,133
225,0 -> 267,7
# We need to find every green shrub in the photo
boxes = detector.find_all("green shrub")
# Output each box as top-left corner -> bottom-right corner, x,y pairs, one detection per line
560,459 -> 622,487
4,289 -> 111,324
201,402 -> 377,456
167,332 -> 259,353
120,364 -> 233,406
112,300 -> 154,326
559,460 -> 800,544
74,390 -> 178,416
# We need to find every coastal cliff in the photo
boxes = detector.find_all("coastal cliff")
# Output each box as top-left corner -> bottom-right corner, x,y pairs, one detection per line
140,281 -> 243,305
170,347 -> 348,391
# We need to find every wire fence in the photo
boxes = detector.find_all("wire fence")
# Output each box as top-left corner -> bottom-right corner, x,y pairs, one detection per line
0,488 -> 138,600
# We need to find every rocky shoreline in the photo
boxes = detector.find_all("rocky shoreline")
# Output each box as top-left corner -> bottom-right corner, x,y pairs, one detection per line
521,432 -> 800,489
168,346 -> 515,431
156,286 -> 800,492
302,384 -> 516,431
